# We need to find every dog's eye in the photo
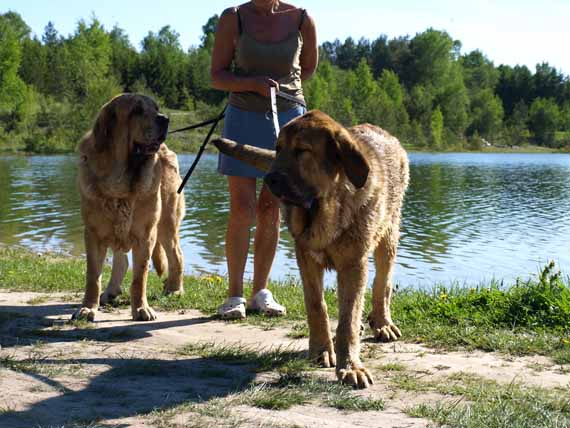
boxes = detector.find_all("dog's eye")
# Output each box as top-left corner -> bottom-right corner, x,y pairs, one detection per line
294,148 -> 310,157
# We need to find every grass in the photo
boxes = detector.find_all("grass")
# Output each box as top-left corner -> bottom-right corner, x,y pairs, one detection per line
403,373 -> 570,428
180,342 -> 384,412
0,352 -> 83,378
1,248 -> 570,363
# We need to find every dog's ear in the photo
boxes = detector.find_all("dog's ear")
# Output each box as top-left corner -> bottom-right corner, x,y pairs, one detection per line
334,128 -> 369,188
93,102 -> 117,152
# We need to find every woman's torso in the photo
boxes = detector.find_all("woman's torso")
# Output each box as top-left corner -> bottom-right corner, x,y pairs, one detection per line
229,4 -> 306,112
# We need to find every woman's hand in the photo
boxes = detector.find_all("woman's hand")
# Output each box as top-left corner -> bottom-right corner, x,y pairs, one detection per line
249,76 -> 280,97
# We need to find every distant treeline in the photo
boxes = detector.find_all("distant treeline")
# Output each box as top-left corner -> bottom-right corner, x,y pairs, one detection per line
1,11 -> 569,153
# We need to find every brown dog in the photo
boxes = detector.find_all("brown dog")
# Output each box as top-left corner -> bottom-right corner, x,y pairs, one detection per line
73,94 -> 185,322
213,110 -> 409,388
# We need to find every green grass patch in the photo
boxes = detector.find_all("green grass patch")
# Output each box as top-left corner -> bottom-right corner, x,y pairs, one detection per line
179,342 -> 311,374
405,373 -> 570,428
392,261 -> 570,361
180,342 -> 384,412
242,373 -> 384,411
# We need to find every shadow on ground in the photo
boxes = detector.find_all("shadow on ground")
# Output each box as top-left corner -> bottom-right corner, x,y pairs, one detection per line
0,302 -> 307,427
0,303 -> 215,348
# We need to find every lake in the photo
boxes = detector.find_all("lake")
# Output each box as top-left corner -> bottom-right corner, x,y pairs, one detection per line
1,152 -> 569,288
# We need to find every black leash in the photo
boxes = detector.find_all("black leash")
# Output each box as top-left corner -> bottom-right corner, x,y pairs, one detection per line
169,115 -> 225,135
174,91 -> 306,194
176,105 -> 227,194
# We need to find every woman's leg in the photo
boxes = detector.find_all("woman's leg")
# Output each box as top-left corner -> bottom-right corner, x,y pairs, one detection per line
252,183 -> 281,295
226,176 -> 257,298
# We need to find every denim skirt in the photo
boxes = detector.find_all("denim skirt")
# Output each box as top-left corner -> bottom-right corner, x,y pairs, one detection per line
218,104 -> 307,178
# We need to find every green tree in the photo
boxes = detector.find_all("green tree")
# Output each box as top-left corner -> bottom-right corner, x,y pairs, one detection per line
140,26 -> 187,107
109,26 -> 139,91
468,89 -> 504,138
461,50 -> 499,93
0,14 -> 29,128
528,98 -> 561,146
430,106 -> 444,149
200,15 -> 219,52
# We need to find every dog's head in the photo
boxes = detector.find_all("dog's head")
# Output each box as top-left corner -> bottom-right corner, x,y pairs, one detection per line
93,93 -> 169,157
264,110 -> 369,209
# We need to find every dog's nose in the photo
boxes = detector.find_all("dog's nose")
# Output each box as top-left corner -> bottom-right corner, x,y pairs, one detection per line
264,171 -> 286,197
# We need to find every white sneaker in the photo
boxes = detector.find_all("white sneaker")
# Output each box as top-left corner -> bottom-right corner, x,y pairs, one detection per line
218,296 -> 246,320
248,289 -> 286,317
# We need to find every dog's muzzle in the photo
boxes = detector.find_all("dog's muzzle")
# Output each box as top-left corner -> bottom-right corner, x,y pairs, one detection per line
265,171 -> 315,209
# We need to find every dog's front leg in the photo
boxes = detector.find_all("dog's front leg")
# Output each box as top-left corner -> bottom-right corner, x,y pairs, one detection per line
131,234 -> 158,321
335,259 -> 373,388
72,228 -> 107,321
296,245 -> 336,368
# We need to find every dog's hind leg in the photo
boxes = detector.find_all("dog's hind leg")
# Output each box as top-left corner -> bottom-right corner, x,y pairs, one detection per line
152,243 -> 167,278
368,227 -> 402,342
131,235 -> 158,321
72,230 -> 108,321
100,251 -> 128,305
158,196 -> 184,295
159,235 -> 184,295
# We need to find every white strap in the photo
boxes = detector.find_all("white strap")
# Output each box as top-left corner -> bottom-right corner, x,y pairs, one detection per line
270,86 -> 280,137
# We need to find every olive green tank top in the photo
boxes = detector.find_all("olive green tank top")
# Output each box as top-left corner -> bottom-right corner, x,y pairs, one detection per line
228,8 -> 306,112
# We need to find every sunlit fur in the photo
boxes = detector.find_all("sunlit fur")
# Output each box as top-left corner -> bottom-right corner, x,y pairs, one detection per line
74,93 -> 185,322
213,110 -> 409,388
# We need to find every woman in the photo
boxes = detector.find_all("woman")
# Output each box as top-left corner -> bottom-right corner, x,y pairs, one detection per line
211,0 -> 318,319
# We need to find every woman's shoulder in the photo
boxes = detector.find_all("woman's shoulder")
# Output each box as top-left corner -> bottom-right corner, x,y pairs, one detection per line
221,6 -> 239,18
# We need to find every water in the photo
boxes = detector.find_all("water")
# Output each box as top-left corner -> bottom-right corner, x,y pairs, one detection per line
1,152 -> 569,287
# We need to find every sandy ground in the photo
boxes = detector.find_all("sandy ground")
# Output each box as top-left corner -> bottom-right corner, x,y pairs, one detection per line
1,291 -> 568,428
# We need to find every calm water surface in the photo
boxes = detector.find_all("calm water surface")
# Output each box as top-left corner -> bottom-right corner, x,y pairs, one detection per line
1,153 -> 569,287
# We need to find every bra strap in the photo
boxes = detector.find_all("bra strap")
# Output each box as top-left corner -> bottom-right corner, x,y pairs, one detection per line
298,9 -> 307,30
236,7 -> 243,34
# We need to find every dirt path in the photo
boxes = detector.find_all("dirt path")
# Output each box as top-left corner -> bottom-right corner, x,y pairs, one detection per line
1,291 -> 568,428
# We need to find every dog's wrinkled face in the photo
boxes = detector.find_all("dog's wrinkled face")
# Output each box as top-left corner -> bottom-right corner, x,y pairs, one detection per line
264,110 -> 369,210
94,94 -> 169,156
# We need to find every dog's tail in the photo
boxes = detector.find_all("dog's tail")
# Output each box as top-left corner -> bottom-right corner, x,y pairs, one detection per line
152,242 -> 167,278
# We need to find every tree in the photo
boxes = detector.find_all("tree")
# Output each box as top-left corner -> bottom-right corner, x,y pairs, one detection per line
200,15 -> 219,52
528,98 -> 561,146
406,29 -> 455,88
533,62 -> 564,102
109,26 -> 139,91
0,14 -> 29,126
468,89 -> 504,138
461,50 -> 499,93
496,64 -> 534,116
140,26 -> 187,107
430,106 -> 444,149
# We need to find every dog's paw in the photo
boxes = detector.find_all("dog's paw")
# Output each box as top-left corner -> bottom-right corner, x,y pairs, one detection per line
163,285 -> 184,296
337,365 -> 374,389
373,324 -> 402,342
132,306 -> 157,321
99,290 -> 121,306
368,314 -> 402,342
309,342 -> 336,368
71,307 -> 96,322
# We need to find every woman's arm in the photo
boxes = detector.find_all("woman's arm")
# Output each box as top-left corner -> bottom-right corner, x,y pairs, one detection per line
299,11 -> 318,81
210,8 -> 278,97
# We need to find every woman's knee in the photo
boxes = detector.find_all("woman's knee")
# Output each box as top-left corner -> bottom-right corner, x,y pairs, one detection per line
257,187 -> 280,221
228,177 -> 257,225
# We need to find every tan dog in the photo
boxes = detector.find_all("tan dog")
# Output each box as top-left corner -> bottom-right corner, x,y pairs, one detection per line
213,110 -> 409,388
73,94 -> 185,322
